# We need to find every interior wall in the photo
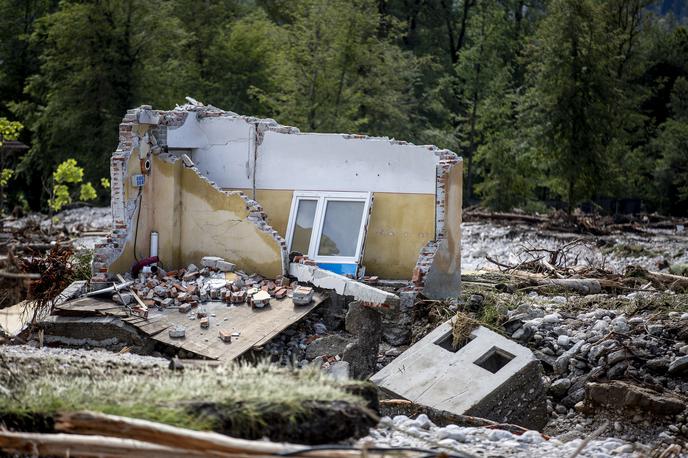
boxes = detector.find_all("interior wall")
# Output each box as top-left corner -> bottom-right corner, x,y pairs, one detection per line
362,193 -> 435,279
110,155 -> 284,278
164,112 -> 456,281
236,189 -> 435,279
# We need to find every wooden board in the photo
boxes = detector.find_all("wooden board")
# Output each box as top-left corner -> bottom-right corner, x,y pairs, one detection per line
149,294 -> 323,361
54,293 -> 323,362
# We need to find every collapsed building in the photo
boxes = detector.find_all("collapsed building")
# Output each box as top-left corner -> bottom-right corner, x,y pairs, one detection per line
23,100 -> 551,430
92,100 -> 463,300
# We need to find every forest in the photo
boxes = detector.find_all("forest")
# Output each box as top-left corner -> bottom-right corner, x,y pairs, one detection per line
0,0 -> 687,215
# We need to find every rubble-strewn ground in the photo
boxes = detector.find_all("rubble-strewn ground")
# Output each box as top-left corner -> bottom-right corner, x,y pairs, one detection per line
3,210 -> 688,456
462,221 -> 688,273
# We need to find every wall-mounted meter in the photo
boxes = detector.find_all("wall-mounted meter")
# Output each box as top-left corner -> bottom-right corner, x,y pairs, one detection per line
131,174 -> 146,187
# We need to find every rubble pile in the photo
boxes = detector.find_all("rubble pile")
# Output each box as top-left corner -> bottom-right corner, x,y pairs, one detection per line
117,255 -> 313,315
497,291 -> 688,443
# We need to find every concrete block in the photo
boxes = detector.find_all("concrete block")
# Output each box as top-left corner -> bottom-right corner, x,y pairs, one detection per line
201,256 -> 224,269
251,290 -> 271,308
216,260 -> 236,272
112,293 -> 134,306
371,321 -> 547,430
288,262 -> 315,283
179,303 -> 192,313
293,286 -> 314,305
169,325 -> 186,339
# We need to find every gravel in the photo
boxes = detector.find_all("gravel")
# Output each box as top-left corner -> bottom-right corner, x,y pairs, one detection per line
359,414 -> 641,457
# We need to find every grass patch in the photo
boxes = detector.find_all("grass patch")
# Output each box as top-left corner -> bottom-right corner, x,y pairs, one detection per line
0,361 -> 368,436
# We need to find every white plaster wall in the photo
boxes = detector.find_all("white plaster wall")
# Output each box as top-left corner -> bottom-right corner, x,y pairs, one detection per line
256,131 -> 438,194
170,115 -> 440,194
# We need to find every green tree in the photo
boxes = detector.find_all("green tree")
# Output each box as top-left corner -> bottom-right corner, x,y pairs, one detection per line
49,158 -> 97,212
203,11 -> 284,116
12,0 -> 189,207
454,0 -> 514,201
0,0 -> 56,117
651,77 -> 688,213
264,0 -> 419,137
523,0 -> 615,212
0,117 -> 24,214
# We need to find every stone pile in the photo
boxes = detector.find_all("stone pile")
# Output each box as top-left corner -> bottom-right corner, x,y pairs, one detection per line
500,292 -> 688,442
360,414 -> 639,458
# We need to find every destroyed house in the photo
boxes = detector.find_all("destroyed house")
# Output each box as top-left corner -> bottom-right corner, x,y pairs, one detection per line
93,101 -> 462,299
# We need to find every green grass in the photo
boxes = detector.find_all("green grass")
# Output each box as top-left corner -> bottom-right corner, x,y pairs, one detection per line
0,362 -> 367,434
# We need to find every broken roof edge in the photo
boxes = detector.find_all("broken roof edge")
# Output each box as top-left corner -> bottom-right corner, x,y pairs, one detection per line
140,99 -> 461,162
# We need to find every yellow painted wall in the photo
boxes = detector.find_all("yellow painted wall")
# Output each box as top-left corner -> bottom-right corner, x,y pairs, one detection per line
110,156 -> 284,278
233,188 -> 435,279
363,193 -> 435,279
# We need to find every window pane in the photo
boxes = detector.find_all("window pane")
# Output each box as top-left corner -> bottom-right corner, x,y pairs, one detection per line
291,199 -> 317,254
317,201 -> 365,257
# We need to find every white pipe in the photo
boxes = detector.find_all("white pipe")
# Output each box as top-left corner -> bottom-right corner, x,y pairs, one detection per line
150,231 -> 159,258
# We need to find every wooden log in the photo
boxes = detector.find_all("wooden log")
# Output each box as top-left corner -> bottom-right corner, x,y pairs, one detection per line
55,411 -> 370,458
536,278 -> 602,295
0,431 -> 220,458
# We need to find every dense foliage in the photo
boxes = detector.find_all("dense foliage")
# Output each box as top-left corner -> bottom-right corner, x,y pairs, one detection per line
0,0 -> 686,215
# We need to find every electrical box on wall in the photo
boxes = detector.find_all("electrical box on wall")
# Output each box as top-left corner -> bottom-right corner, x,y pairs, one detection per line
131,174 -> 145,187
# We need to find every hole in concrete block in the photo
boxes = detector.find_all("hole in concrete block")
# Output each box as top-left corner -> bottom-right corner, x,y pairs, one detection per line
473,346 -> 515,373
434,332 -> 475,353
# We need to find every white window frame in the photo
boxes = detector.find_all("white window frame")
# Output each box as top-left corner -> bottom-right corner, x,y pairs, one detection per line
285,191 -> 372,265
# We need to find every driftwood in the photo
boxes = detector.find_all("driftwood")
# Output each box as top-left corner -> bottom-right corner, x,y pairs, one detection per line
0,431 -> 217,458
55,411 -> 301,456
53,411 -> 389,458
508,270 -> 603,294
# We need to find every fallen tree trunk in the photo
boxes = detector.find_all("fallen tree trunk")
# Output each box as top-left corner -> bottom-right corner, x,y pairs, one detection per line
509,270 -> 603,294
55,411 -> 299,456
0,431 -> 217,458
54,411 -> 375,458
533,278 -> 602,295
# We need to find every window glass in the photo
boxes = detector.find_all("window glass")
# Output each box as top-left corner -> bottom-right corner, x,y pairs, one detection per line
317,200 -> 365,257
291,199 -> 317,254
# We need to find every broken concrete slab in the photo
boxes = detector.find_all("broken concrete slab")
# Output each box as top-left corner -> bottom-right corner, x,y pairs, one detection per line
289,263 -> 398,307
371,321 -> 547,430
39,315 -> 143,348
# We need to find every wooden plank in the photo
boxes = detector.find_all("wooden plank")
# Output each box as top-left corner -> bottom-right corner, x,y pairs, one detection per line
148,294 -> 323,361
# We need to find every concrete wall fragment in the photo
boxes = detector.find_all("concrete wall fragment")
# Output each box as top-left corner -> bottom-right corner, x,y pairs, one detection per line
93,106 -> 286,283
